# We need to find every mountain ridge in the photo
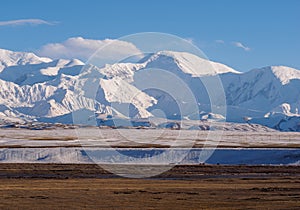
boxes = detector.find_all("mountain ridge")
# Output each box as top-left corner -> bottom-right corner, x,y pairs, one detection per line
0,48 -> 52,72
0,48 -> 299,131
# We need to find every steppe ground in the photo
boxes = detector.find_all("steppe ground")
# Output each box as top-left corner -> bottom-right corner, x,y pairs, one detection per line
0,164 -> 299,209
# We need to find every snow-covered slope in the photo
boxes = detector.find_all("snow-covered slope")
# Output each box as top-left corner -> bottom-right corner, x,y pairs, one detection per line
0,48 -> 299,131
0,58 -> 84,85
144,51 -> 240,76
218,65 -> 300,131
220,66 -> 300,126
223,66 -> 300,109
0,48 -> 52,72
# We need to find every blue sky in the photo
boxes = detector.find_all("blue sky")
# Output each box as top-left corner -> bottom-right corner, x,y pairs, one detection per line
0,0 -> 299,71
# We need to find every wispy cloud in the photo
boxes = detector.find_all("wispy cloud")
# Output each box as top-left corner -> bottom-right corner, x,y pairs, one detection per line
232,41 -> 251,51
215,39 -> 225,44
0,19 -> 55,26
185,38 -> 195,45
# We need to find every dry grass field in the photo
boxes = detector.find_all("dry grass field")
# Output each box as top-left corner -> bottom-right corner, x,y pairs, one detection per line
0,164 -> 299,209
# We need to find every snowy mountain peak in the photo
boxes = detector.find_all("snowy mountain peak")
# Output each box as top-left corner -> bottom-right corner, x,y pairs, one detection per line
0,55 -> 85,85
249,66 -> 300,85
53,58 -> 84,67
0,48 -> 300,131
0,48 -> 52,72
145,51 -> 240,76
66,59 -> 85,66
270,66 -> 300,85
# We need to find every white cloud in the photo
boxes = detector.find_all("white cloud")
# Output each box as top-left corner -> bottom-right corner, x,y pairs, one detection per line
37,37 -> 143,64
232,41 -> 251,51
0,19 -> 54,26
215,40 -> 225,44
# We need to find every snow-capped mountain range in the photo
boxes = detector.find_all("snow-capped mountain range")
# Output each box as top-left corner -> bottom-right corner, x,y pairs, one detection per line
0,48 -> 299,131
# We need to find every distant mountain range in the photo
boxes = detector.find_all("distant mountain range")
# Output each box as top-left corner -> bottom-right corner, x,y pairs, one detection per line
0,48 -> 299,131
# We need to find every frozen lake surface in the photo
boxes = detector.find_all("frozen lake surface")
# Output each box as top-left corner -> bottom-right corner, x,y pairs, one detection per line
0,148 -> 299,165
0,128 -> 299,165
0,128 -> 299,148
